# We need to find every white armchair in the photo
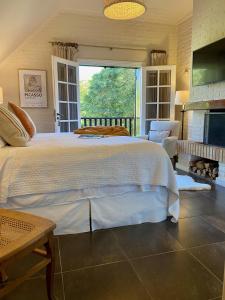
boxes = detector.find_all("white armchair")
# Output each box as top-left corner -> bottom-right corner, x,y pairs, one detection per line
149,121 -> 180,158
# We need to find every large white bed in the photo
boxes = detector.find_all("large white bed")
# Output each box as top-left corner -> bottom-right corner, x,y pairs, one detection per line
0,133 -> 179,235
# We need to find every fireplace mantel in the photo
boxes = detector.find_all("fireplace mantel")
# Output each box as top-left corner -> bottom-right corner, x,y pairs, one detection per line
185,99 -> 225,111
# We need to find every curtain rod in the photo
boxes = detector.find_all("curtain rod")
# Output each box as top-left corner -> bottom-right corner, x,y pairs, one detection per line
49,41 -> 147,52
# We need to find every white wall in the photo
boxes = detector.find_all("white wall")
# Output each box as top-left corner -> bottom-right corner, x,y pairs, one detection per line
174,17 -> 192,139
0,13 -> 177,133
176,17 -> 192,91
188,0 -> 225,141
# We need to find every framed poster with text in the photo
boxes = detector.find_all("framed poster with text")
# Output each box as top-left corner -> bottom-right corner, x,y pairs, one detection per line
19,69 -> 47,107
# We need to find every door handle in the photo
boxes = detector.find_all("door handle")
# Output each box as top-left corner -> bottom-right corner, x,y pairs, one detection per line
56,113 -> 64,117
56,112 -> 64,120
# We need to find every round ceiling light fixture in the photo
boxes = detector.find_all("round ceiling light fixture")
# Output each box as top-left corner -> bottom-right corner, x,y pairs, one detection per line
104,0 -> 146,20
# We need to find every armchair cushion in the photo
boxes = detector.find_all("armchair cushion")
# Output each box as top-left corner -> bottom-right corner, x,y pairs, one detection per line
148,130 -> 170,143
151,121 -> 180,137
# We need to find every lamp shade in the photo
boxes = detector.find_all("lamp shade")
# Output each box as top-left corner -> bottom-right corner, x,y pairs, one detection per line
0,87 -> 3,104
175,90 -> 189,106
104,0 -> 146,20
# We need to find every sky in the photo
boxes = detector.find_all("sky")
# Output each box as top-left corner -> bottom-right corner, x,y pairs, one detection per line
79,66 -> 103,81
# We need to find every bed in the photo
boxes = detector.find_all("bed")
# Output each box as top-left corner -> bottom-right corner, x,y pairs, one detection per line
0,133 -> 179,235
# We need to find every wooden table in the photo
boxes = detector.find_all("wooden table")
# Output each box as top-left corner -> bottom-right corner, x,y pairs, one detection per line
0,209 -> 56,299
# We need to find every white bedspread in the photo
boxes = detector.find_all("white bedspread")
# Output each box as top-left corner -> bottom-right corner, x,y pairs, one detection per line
0,133 -> 179,220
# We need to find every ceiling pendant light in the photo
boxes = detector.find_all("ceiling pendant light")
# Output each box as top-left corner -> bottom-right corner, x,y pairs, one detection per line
104,0 -> 146,20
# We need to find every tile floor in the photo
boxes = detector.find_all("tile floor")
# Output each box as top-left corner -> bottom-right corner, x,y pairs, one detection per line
3,176 -> 225,300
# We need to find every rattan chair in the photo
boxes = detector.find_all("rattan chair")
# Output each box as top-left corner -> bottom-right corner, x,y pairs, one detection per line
0,209 -> 56,299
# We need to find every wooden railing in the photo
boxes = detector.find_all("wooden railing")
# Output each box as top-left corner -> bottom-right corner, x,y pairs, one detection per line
81,117 -> 135,136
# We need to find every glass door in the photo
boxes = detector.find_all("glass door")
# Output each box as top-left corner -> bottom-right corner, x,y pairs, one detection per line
52,56 -> 80,132
141,65 -> 176,134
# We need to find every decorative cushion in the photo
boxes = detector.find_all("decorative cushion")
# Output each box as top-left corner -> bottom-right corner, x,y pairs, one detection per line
0,106 -> 30,147
150,121 -> 180,137
74,126 -> 130,136
8,102 -> 36,138
0,137 -> 6,148
148,130 -> 170,143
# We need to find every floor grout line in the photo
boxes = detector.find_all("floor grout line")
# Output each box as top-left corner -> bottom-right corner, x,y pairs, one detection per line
185,240 -> 225,251
57,237 -> 66,300
61,259 -> 128,274
187,250 -> 223,285
111,230 -> 155,300
129,248 -> 186,262
201,215 -> 225,234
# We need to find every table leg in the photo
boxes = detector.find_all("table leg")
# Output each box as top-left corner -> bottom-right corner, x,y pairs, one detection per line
45,234 -> 55,300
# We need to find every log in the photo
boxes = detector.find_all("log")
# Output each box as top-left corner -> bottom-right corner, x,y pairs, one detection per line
204,163 -> 210,169
197,169 -> 202,176
196,161 -> 205,170
192,167 -> 197,173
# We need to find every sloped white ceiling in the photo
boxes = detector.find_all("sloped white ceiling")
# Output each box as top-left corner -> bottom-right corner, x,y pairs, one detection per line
0,0 -> 192,63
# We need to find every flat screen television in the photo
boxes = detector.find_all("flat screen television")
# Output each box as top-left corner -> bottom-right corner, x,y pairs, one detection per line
192,37 -> 225,86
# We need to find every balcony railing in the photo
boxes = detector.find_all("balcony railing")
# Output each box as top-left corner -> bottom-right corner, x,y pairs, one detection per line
81,117 -> 135,136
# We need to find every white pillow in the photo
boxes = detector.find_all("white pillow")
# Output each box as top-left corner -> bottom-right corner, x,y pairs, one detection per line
148,130 -> 170,143
0,137 -> 6,148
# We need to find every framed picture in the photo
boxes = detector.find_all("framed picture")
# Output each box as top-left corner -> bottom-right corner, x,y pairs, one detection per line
19,69 -> 47,107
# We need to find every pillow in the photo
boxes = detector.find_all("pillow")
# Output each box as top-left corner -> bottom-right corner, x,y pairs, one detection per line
8,102 -> 36,138
0,106 -> 30,146
0,137 -> 6,148
148,130 -> 170,143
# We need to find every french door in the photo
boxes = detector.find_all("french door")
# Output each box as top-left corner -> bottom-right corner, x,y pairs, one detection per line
52,56 -> 80,132
141,65 -> 176,134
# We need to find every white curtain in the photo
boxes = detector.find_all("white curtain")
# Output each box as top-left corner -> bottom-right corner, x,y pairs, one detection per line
52,42 -> 78,61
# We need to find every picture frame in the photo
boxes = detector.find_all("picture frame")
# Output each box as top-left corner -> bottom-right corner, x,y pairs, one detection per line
19,69 -> 47,108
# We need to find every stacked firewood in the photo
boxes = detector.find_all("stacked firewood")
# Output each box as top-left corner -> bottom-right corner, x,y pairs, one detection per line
189,159 -> 219,180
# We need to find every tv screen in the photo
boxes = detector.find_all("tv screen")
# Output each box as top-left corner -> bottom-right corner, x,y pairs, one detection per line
192,37 -> 225,86
204,112 -> 225,147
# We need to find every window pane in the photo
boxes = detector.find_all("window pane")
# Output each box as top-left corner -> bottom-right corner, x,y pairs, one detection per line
59,103 -> 68,120
60,122 -> 69,132
159,104 -> 170,118
159,87 -> 171,102
68,85 -> 77,102
68,66 -> 77,83
159,70 -> 171,85
70,122 -> 78,132
69,103 -> 77,120
146,88 -> 157,103
57,63 -> 67,82
146,71 -> 158,86
146,104 -> 157,119
58,83 -> 67,101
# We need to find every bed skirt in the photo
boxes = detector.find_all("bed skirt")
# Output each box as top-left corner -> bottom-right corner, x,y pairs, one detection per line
2,187 -> 172,235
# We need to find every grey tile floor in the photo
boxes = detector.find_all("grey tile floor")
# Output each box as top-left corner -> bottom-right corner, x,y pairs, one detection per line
3,174 -> 225,300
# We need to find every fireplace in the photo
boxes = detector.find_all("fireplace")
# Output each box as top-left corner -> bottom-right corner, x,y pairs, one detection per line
204,110 -> 225,147
177,100 -> 225,186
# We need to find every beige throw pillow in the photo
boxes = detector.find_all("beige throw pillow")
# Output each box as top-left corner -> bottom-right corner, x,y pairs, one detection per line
0,106 -> 30,146
0,137 -> 6,148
